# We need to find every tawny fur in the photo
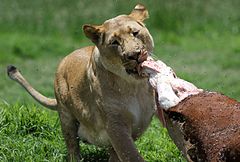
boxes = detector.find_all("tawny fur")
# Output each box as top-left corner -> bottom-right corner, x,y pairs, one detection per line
8,4 -> 155,162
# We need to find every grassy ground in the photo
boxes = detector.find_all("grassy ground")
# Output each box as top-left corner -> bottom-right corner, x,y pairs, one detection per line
1,32 -> 239,103
0,102 -> 183,162
0,1 -> 240,161
1,30 -> 239,162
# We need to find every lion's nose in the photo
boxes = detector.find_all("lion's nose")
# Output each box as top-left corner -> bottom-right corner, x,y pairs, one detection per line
126,51 -> 141,60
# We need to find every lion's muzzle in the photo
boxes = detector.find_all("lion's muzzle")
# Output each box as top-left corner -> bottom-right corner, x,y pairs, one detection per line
123,50 -> 149,75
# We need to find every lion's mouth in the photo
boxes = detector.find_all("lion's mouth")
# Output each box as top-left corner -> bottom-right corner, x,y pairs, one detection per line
126,68 -> 138,75
123,50 -> 149,76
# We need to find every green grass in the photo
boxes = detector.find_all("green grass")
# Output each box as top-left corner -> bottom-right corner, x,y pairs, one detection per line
2,31 -> 239,104
0,0 -> 240,161
1,0 -> 239,35
1,30 -> 239,162
154,31 -> 240,100
0,103 -> 65,161
0,102 -> 183,162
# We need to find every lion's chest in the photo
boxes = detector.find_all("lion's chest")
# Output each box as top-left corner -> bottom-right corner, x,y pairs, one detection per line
126,96 -> 142,122
78,93 -> 154,146
76,84 -> 154,146
121,90 -> 155,136
74,64 -> 155,146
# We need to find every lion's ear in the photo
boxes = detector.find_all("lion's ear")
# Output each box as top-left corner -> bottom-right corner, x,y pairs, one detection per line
83,24 -> 103,44
129,4 -> 149,22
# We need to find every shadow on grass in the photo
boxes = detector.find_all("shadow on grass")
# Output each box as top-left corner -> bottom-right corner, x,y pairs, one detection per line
79,144 -> 109,162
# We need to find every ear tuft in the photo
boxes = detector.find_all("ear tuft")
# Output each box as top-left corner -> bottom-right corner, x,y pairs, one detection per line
134,4 -> 146,10
129,4 -> 149,22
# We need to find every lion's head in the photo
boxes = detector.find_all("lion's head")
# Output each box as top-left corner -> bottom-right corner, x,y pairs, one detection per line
83,4 -> 154,80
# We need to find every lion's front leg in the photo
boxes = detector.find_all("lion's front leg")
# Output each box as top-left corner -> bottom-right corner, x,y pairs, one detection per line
106,113 -> 145,162
108,147 -> 121,162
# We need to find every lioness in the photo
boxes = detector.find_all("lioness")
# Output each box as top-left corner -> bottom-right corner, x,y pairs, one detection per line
7,4 -> 155,162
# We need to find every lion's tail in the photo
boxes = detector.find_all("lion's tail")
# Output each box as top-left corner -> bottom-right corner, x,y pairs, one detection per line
7,65 -> 57,111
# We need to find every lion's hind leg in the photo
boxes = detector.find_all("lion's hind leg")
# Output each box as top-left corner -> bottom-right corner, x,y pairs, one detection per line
58,107 -> 82,162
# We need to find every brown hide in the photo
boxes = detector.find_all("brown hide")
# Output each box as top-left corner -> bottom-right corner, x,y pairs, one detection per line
161,92 -> 240,162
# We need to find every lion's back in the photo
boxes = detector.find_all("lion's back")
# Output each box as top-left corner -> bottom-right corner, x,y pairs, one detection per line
54,46 -> 95,104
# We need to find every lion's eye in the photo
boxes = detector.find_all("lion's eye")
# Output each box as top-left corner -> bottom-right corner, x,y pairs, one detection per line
132,30 -> 139,37
109,40 -> 120,46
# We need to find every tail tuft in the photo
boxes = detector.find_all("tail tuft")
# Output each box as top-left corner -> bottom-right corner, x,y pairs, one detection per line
7,65 -> 17,76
